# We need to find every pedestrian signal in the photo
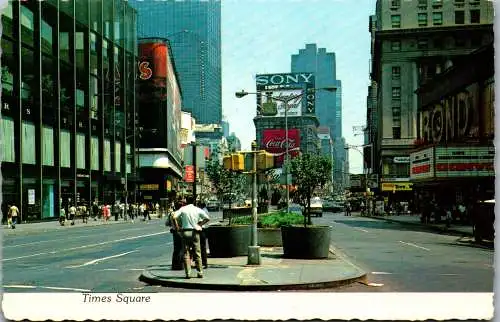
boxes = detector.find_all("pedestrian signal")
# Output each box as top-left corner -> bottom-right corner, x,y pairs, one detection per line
231,153 -> 244,171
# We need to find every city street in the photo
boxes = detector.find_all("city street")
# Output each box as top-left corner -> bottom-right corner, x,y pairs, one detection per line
2,211 -> 493,293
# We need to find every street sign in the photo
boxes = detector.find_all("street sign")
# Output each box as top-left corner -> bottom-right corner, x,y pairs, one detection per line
184,165 -> 195,183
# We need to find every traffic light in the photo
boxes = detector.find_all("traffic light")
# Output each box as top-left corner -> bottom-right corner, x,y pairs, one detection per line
223,155 -> 232,170
257,150 -> 274,170
231,153 -> 244,171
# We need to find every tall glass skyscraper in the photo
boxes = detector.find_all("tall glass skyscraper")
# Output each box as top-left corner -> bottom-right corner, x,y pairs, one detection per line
291,43 -> 346,190
130,0 -> 222,125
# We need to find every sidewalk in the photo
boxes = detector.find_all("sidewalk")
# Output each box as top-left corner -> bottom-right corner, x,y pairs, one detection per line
358,212 -> 473,236
2,217 -> 158,234
139,247 -> 366,291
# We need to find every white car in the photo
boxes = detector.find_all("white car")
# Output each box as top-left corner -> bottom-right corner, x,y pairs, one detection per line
309,197 -> 323,217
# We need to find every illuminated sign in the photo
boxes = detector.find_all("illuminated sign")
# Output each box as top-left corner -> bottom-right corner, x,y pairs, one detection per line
410,147 -> 434,180
140,184 -> 159,191
138,62 -> 152,80
381,182 -> 413,192
434,146 -> 494,178
256,73 -> 314,86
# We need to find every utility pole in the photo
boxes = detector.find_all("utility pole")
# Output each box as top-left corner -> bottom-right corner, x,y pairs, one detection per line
247,141 -> 260,265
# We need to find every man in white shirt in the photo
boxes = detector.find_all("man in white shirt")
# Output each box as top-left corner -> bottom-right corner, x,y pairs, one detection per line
172,196 -> 210,279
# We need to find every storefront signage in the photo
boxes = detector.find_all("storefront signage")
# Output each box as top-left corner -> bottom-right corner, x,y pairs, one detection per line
184,165 -> 195,183
262,129 -> 300,167
420,84 -> 479,144
393,157 -> 410,163
410,147 -> 434,180
256,73 -> 314,86
138,62 -> 152,80
381,182 -> 413,192
140,184 -> 159,191
434,146 -> 494,178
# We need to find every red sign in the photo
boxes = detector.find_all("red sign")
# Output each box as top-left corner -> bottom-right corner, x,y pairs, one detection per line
184,165 -> 195,183
262,129 -> 300,166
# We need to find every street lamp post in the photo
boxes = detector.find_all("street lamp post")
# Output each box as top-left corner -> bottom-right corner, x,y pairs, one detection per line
247,141 -> 260,265
236,86 -> 336,214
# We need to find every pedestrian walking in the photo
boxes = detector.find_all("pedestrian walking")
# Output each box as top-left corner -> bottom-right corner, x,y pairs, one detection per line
8,204 -> 19,229
172,196 -> 210,279
198,201 -> 209,269
345,201 -> 351,216
92,200 -> 99,221
113,202 -> 120,221
166,202 -> 184,270
128,203 -> 134,222
68,204 -> 76,226
80,203 -> 88,224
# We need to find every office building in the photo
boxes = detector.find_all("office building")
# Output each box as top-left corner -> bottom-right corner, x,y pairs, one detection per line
226,132 -> 242,153
291,44 -> 346,189
1,0 -> 138,221
130,0 -> 222,125
368,0 -> 494,202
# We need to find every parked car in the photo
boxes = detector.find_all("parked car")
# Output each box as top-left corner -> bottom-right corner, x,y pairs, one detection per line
309,197 -> 323,217
288,203 -> 303,216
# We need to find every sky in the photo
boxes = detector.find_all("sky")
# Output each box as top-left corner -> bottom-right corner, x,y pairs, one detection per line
221,0 -> 377,174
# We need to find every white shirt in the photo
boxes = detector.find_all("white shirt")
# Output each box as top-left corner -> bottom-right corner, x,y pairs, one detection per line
173,204 -> 209,231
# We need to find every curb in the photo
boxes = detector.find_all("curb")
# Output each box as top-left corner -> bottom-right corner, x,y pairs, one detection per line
369,216 -> 473,237
138,248 -> 367,291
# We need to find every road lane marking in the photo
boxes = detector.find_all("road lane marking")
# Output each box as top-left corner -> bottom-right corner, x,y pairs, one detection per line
3,231 -> 168,262
353,227 -> 369,233
102,268 -> 119,271
371,272 -> 393,275
4,225 -> 160,248
440,273 -> 461,276
65,250 -> 138,268
398,241 -> 430,251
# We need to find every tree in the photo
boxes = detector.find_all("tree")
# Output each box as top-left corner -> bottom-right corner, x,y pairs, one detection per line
289,153 -> 332,227
205,157 -> 247,224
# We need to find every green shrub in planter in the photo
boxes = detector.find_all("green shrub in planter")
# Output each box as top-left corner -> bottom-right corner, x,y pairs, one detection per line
230,212 -> 303,228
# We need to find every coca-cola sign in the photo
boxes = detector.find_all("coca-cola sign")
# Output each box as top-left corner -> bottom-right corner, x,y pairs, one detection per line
262,129 -> 300,166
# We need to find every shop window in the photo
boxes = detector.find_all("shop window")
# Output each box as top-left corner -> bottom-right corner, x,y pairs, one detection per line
21,47 -> 34,105
104,139 -> 111,171
77,133 -> 86,169
20,5 -> 34,46
60,130 -> 71,168
1,38 -> 15,99
391,15 -> 401,28
455,11 -> 465,24
90,76 -> 99,120
470,9 -> 480,23
391,40 -> 401,52
91,136 -> 99,170
90,33 -> 98,75
41,20 -> 54,55
22,121 -> 36,164
1,117 -> 15,162
115,141 -> 121,173
392,127 -> 401,139
432,12 -> 443,25
42,55 -> 56,111
42,126 -> 54,166
59,32 -> 70,64
126,144 -> 132,174
418,13 -> 428,26
75,31 -> 85,70
2,1 -> 13,38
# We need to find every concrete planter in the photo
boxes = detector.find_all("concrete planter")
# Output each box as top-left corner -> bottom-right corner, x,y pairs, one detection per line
281,225 -> 331,259
205,225 -> 251,257
257,228 -> 282,247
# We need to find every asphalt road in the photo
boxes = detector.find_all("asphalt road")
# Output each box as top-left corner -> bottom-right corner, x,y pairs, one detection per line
2,211 -> 493,293
315,213 -> 494,292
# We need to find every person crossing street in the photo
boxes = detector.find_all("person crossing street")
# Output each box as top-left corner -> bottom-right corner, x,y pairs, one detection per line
172,196 -> 210,279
